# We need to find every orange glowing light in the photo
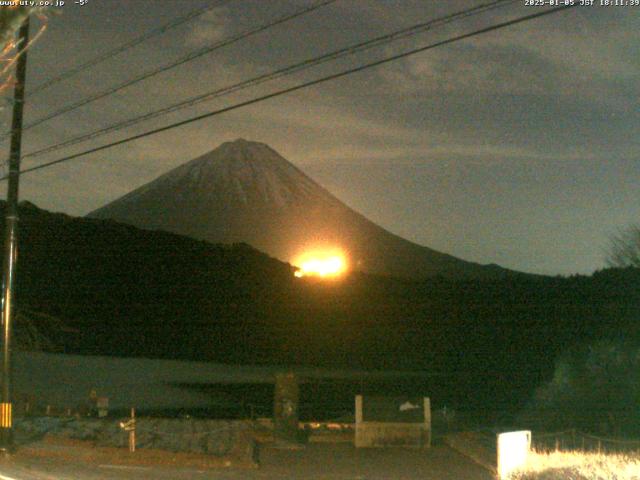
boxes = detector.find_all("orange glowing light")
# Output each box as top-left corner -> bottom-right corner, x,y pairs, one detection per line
293,250 -> 348,278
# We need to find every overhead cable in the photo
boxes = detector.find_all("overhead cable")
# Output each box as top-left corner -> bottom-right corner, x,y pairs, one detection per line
28,0 -> 233,96
23,0 -> 516,160
5,0 -> 336,138
5,4 -> 576,180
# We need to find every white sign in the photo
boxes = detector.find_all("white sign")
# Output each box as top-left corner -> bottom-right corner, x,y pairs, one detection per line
399,401 -> 420,412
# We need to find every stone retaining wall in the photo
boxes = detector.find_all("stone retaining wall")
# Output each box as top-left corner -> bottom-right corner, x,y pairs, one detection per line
15,416 -> 257,463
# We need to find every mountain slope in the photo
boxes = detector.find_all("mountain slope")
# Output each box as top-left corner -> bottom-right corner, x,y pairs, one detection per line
89,139 -> 514,279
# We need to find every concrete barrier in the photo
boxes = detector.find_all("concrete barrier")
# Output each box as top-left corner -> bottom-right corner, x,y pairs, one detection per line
497,430 -> 531,479
355,395 -> 431,448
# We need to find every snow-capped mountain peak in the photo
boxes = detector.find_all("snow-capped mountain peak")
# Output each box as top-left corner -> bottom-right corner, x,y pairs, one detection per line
89,139 -> 510,279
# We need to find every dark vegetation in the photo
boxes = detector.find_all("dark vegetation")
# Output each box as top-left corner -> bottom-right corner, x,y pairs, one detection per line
521,339 -> 640,437
7,202 -> 640,426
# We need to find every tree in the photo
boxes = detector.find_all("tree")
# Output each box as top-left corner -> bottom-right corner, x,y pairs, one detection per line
606,224 -> 640,268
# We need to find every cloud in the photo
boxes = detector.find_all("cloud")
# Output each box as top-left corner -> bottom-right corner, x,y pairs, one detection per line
375,6 -> 639,103
184,7 -> 230,48
378,40 -> 573,98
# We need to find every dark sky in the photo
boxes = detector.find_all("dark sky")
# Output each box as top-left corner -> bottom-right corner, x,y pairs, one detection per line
2,0 -> 638,275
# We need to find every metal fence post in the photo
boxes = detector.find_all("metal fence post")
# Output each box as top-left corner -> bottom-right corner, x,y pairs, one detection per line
129,408 -> 136,453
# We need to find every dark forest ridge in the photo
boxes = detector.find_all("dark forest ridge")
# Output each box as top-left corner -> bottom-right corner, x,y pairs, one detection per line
4,200 -> 640,416
89,139 -> 522,279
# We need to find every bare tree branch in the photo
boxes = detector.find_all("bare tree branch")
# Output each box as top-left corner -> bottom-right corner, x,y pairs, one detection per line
606,225 -> 640,268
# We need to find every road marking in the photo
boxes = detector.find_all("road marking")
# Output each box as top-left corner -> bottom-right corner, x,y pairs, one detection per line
1,467 -> 78,480
0,474 -> 19,480
98,464 -> 151,470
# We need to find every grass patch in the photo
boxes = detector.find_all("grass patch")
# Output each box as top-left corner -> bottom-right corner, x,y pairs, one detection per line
511,450 -> 640,480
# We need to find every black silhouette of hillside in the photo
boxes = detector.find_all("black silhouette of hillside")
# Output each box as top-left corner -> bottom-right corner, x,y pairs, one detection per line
6,201 -> 640,415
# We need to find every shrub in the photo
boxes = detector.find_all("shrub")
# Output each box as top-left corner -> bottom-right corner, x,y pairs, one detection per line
520,340 -> 640,436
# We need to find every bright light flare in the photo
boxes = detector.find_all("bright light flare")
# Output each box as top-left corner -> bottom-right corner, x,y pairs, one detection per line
293,250 -> 348,278
497,430 -> 531,479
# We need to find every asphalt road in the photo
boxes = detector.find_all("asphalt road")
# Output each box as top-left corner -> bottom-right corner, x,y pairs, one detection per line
0,443 -> 493,480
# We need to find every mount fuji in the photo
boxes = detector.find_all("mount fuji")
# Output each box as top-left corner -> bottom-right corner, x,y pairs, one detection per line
89,139 -> 513,279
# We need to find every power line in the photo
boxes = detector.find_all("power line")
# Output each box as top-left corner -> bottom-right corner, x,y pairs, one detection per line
5,0 -> 336,139
4,4 -> 576,180
14,4 -> 574,177
27,0 -> 233,96
23,0 -> 517,161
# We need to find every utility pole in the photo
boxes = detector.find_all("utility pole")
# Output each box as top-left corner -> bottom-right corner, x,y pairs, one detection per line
0,16 -> 30,453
